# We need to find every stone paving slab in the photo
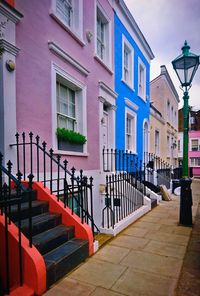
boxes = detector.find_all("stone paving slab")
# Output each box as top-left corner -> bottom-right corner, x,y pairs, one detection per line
143,240 -> 187,259
92,245 -> 130,264
68,258 -> 127,289
112,268 -> 177,296
120,249 -> 183,278
109,234 -> 149,250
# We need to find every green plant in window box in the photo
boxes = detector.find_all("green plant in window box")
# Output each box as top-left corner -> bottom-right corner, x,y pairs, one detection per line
56,128 -> 87,152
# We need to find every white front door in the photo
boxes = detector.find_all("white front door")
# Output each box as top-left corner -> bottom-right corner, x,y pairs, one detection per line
102,111 -> 109,149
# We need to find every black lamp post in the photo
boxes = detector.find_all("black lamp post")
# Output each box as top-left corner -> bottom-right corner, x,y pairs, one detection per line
172,41 -> 199,226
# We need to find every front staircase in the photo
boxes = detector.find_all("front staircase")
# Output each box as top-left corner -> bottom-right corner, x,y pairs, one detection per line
10,188 -> 89,289
0,132 -> 97,295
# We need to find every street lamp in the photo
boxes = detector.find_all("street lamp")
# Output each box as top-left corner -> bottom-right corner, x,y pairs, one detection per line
172,41 -> 199,226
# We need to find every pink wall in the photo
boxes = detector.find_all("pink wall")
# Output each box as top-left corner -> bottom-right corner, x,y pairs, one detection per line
15,0 -> 114,171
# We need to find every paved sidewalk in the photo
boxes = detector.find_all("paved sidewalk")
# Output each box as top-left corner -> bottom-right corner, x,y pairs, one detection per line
45,180 -> 200,296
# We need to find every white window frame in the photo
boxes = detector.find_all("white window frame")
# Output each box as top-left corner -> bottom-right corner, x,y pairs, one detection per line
125,107 -> 137,153
138,57 -> 146,100
95,2 -> 112,69
51,0 -> 83,42
190,138 -> 199,151
122,35 -> 134,89
51,63 -> 87,152
190,157 -> 200,167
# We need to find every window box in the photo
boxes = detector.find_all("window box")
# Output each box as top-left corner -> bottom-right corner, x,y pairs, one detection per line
58,140 -> 84,152
56,127 -> 86,152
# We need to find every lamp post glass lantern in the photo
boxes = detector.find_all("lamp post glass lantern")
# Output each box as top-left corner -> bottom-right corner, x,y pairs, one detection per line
172,41 -> 199,226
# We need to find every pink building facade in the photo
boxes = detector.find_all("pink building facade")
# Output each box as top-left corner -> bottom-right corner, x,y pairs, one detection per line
0,0 -> 118,228
0,0 -> 117,171
189,131 -> 200,176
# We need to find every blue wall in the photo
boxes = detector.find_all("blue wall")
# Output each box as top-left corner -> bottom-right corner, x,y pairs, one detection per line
114,13 -> 150,162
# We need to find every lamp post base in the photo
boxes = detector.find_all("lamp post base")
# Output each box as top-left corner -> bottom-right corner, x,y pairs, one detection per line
179,178 -> 193,226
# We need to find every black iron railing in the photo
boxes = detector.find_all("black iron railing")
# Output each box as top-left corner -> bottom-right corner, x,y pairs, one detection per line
0,153 -> 34,295
102,172 -> 145,229
102,148 -> 138,172
10,132 -> 98,236
144,152 -> 172,189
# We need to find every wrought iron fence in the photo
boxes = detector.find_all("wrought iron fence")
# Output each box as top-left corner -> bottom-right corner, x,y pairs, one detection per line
102,172 -> 145,229
10,132 -> 98,236
102,148 -> 138,172
0,153 -> 34,294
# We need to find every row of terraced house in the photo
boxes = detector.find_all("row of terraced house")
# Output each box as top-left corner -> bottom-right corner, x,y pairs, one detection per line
0,0 -> 181,295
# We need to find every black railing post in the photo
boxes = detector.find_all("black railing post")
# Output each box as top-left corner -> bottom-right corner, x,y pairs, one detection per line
79,169 -> 84,223
22,132 -> 26,180
111,148 -> 113,172
83,176 -> 88,224
28,173 -> 34,248
16,170 -> 23,287
29,132 -> 33,175
89,176 -> 94,236
42,141 -> 47,187
7,160 -> 12,223
15,132 -> 20,175
49,148 -> 53,194
63,160 -> 68,207
71,167 -> 76,215
57,155 -> 61,201
36,135 -> 40,182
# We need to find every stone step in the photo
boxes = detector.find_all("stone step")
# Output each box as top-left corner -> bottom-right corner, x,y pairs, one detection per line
33,224 -> 75,255
20,212 -> 62,237
44,238 -> 89,288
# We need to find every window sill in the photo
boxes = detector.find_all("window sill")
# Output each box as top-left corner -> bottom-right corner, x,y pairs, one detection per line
53,149 -> 89,157
50,12 -> 85,47
94,55 -> 113,75
138,94 -> 147,102
121,79 -> 134,92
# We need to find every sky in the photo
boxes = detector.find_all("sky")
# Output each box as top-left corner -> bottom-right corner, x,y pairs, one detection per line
124,0 -> 200,110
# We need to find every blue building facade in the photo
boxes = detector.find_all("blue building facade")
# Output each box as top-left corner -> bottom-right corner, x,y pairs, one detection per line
114,1 -> 154,164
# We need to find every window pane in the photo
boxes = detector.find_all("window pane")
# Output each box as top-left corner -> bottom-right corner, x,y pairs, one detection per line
56,0 -> 72,26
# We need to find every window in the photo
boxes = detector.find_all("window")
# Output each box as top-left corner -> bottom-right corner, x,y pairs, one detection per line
155,130 -> 159,155
57,82 -> 76,131
138,59 -> 146,100
52,64 -> 87,151
52,0 -> 83,39
190,157 -> 200,167
178,139 -> 180,152
56,0 -> 73,27
167,101 -> 170,122
167,136 -> 170,156
191,139 -> 199,151
96,4 -> 111,66
125,108 -> 136,152
122,36 -> 133,88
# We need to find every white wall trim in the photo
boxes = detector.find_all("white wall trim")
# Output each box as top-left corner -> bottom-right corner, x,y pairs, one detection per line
0,39 -> 20,56
138,56 -> 147,101
99,81 -> 117,100
94,0 -> 112,69
122,34 -> 134,89
0,2 -> 23,23
125,98 -> 138,111
48,41 -> 89,76
51,62 -> 87,151
125,106 -> 137,153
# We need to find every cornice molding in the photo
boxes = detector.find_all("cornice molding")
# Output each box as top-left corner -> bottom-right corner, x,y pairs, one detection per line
0,1 -> 23,23
48,41 -> 90,76
0,39 -> 19,55
99,81 -> 117,99
125,98 -> 139,111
